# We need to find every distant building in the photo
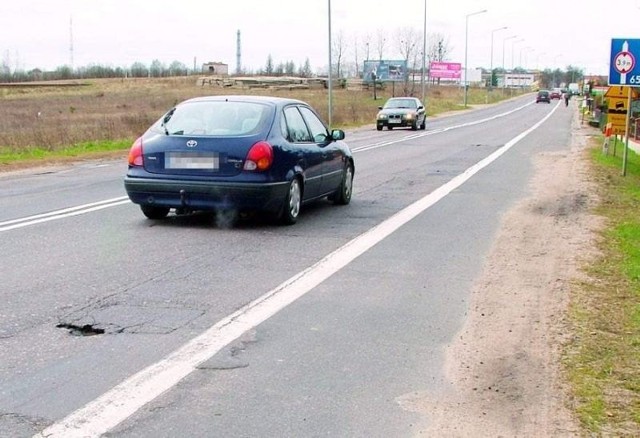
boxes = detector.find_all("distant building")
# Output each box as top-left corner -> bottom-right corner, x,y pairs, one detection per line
202,62 -> 229,75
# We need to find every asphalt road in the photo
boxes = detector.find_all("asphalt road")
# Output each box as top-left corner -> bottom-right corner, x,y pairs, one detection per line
0,95 -> 572,437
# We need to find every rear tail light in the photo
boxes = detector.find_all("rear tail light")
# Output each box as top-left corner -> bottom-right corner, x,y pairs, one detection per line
128,137 -> 143,167
244,141 -> 273,171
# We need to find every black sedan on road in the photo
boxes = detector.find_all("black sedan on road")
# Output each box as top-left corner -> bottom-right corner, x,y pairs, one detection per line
124,95 -> 355,225
376,97 -> 426,131
536,90 -> 551,103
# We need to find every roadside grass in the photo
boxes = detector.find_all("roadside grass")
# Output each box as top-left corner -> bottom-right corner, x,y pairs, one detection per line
0,139 -> 132,167
565,135 -> 640,435
0,77 -> 523,169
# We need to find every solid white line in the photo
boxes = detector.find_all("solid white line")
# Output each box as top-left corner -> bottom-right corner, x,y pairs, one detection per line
0,198 -> 130,232
35,101 -> 559,438
0,197 -> 129,227
352,99 -> 534,153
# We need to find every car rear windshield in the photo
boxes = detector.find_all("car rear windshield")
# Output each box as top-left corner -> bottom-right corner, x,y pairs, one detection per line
153,101 -> 271,136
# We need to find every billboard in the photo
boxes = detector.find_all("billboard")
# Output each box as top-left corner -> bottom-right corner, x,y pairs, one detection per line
363,60 -> 408,83
502,74 -> 535,87
429,62 -> 461,79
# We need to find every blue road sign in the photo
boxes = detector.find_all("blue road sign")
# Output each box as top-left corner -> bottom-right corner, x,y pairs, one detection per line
610,39 -> 640,86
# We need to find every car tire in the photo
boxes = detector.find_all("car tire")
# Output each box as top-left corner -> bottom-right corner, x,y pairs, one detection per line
376,125 -> 383,131
140,205 -> 170,219
420,119 -> 426,130
332,162 -> 354,205
388,126 -> 393,130
411,121 -> 418,131
279,178 -> 302,225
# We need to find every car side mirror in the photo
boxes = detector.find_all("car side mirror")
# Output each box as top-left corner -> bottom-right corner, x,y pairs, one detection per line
331,129 -> 345,141
378,106 -> 383,110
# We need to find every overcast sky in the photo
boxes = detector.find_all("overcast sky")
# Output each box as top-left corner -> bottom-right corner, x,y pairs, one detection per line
2,0 -> 640,76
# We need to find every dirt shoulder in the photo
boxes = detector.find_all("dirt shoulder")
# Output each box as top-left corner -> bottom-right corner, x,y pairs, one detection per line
403,110 -> 601,436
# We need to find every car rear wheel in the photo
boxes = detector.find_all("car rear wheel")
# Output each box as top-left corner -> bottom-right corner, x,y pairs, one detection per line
140,205 -> 170,219
332,162 -> 354,205
279,178 -> 302,225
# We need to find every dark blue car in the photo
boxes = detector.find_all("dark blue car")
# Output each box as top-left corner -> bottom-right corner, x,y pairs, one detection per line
124,95 -> 354,225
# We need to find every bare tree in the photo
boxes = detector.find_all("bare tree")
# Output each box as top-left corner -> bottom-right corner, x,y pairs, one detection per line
332,30 -> 347,78
375,29 -> 387,61
352,34 -> 359,79
427,32 -> 452,84
396,27 -> 421,94
362,33 -> 372,61
427,32 -> 452,64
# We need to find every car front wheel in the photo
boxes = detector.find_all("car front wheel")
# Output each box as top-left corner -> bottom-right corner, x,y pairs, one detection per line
332,162 -> 354,205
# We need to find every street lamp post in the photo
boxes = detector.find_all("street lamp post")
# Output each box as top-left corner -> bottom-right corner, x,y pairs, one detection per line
502,35 -> 517,89
490,26 -> 507,89
421,0 -> 427,105
519,46 -> 533,70
553,54 -> 562,87
511,38 -> 524,69
327,0 -> 333,128
536,52 -> 546,71
464,9 -> 487,108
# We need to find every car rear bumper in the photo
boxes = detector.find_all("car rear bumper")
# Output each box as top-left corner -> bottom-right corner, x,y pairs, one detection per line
124,176 -> 289,213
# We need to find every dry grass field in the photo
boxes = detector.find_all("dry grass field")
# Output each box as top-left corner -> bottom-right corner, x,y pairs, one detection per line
0,76 -> 522,166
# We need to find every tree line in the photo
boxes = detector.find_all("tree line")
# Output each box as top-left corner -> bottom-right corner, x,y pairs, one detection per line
0,26 -> 588,88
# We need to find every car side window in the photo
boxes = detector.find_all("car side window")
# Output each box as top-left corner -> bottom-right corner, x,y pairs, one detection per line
283,106 -> 313,142
279,112 -> 289,139
299,106 -> 330,143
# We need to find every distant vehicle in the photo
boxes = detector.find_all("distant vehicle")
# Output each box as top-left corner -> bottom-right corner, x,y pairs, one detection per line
550,88 -> 562,99
536,90 -> 551,103
376,97 -> 426,131
124,95 -> 355,225
568,83 -> 580,96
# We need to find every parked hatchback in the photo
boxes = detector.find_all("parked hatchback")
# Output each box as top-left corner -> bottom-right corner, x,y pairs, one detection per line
124,95 -> 355,225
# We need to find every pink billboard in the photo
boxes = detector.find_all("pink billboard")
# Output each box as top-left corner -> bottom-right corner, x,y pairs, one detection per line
429,62 -> 462,79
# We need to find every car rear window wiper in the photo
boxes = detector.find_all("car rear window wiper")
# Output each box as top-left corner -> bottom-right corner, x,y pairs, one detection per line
161,108 -> 176,135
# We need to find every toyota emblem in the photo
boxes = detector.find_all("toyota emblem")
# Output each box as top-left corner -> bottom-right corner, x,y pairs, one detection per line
186,140 -> 198,148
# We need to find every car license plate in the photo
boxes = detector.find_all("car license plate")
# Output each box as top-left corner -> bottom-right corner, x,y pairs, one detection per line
165,152 -> 218,169
389,119 -> 401,124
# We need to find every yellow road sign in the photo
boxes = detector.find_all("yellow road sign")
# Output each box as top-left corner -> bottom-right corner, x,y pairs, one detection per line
605,85 -> 640,99
607,113 -> 627,135
608,97 -> 628,112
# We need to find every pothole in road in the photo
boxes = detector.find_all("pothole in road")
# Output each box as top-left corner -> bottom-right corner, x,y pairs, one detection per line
56,304 -> 205,336
56,323 -> 105,336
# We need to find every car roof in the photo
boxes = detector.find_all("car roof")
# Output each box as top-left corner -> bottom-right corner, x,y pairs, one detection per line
387,97 -> 419,101
182,95 -> 307,107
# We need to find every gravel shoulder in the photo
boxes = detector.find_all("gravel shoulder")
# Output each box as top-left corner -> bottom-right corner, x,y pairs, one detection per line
404,109 -> 602,436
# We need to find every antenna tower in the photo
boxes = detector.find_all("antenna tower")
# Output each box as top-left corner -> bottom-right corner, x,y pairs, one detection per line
236,30 -> 242,75
69,16 -> 74,70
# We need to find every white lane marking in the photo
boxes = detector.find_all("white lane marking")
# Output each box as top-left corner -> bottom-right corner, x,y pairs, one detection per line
0,197 -> 130,232
35,101 -> 559,438
352,99 -> 536,153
